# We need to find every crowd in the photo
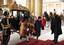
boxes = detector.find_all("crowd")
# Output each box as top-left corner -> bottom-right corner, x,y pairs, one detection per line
0,8 -> 63,45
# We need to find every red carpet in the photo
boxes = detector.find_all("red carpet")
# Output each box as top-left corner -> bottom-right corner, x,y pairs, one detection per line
17,39 -> 64,45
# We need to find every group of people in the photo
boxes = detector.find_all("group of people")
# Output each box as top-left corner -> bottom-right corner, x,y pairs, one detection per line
0,9 -> 47,45
19,15 -> 46,41
50,12 -> 62,43
44,11 -> 62,43
0,8 -> 63,45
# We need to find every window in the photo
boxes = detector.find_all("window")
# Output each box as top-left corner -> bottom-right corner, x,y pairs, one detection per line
13,11 -> 17,17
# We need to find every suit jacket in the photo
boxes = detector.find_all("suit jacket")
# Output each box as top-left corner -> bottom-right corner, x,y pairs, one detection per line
35,20 -> 41,32
51,15 -> 62,35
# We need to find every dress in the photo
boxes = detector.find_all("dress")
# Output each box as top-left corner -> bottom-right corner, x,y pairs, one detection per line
20,22 -> 27,36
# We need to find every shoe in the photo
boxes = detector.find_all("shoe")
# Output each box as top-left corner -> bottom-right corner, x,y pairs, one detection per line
53,40 -> 58,44
20,36 -> 22,39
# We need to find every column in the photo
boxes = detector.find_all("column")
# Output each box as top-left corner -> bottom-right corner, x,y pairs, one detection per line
4,0 -> 7,5
35,0 -> 42,17
31,0 -> 35,16
26,0 -> 31,11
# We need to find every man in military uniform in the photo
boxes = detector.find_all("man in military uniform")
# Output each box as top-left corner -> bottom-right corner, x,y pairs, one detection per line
1,11 -> 11,45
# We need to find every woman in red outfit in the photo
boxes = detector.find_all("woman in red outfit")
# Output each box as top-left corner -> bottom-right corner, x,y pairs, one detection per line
41,16 -> 46,30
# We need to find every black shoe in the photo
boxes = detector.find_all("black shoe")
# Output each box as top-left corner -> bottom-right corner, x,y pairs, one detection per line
20,36 -> 22,39
52,40 -> 58,44
54,41 -> 58,44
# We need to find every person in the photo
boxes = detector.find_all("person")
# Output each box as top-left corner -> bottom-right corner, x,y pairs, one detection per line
34,16 -> 41,39
20,17 -> 29,41
44,11 -> 50,21
0,9 -> 5,45
41,16 -> 46,30
50,12 -> 53,19
51,13 -> 62,43
1,12 -> 11,45
27,18 -> 35,39
54,9 -> 56,14
44,12 -> 50,29
50,12 -> 54,34
10,15 -> 20,32
0,9 -> 5,31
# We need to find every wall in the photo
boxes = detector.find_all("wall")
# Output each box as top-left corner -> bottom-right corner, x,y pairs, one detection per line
43,0 -> 64,15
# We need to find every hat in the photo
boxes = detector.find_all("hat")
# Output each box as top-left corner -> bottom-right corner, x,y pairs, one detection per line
0,8 -> 2,11
3,11 -> 9,16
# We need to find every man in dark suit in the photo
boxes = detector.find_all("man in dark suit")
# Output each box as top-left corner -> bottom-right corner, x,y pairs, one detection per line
34,16 -> 41,39
51,13 -> 62,43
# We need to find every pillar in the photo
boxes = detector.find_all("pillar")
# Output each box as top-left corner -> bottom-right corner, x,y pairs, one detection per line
31,0 -> 35,16
4,0 -> 7,5
35,0 -> 42,17
26,0 -> 31,11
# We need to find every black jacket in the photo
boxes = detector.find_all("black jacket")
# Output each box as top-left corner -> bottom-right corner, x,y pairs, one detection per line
35,20 -> 41,32
51,15 -> 62,35
1,18 -> 11,36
